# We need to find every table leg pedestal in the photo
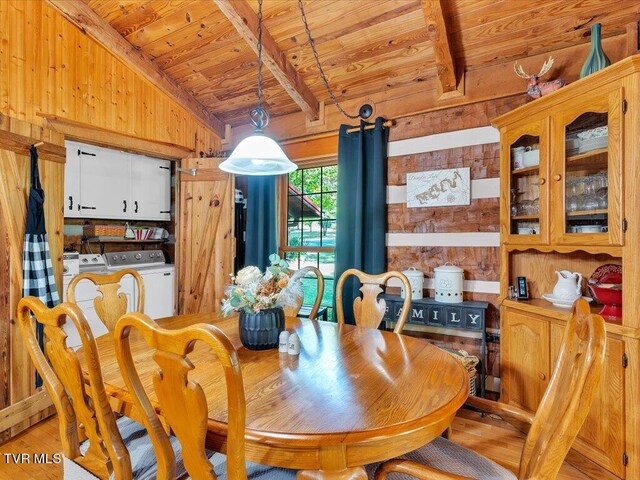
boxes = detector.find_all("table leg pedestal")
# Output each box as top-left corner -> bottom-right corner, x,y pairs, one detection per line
297,466 -> 367,480
297,446 -> 367,480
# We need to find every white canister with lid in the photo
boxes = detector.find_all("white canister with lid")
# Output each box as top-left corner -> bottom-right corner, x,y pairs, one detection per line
434,263 -> 464,304
401,267 -> 424,300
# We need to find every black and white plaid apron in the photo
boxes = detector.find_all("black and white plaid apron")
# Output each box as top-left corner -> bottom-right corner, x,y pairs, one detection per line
22,146 -> 60,387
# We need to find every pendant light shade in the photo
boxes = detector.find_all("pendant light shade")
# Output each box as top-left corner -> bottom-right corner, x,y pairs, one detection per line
220,131 -> 297,176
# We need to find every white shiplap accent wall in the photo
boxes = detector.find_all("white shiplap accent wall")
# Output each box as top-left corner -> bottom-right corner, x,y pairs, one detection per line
387,126 -> 499,157
387,177 -> 500,204
386,232 -> 500,247
387,277 -> 500,295
385,126 -> 500,249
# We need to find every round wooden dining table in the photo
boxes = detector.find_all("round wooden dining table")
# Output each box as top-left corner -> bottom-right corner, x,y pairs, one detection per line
91,313 -> 469,480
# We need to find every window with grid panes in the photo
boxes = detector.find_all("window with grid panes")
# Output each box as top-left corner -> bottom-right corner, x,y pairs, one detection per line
283,165 -> 337,321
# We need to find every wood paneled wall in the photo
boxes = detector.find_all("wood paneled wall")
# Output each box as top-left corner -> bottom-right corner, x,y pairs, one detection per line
0,0 -> 221,153
0,0 -> 225,442
0,116 -> 66,441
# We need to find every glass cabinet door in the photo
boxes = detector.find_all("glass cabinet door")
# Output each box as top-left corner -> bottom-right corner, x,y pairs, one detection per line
552,88 -> 623,246
503,120 -> 548,244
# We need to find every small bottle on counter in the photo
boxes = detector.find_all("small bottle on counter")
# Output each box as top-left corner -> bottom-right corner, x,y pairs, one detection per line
278,330 -> 290,353
287,333 -> 300,355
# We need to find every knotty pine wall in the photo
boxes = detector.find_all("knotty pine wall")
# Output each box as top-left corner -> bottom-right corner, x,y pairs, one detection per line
384,96 -> 529,390
0,0 -> 222,439
0,0 -> 220,152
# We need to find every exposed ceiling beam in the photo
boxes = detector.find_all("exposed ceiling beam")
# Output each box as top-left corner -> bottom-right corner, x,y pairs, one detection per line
213,0 -> 320,121
45,0 -> 226,138
421,0 -> 461,97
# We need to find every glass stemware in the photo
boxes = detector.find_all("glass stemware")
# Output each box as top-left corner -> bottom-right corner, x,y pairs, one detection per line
510,189 -> 520,217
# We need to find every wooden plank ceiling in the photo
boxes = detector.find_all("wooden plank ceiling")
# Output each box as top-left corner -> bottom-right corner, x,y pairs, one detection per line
80,0 -> 639,128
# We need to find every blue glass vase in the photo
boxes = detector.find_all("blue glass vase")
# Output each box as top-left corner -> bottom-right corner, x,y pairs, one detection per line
579,23 -> 611,78
239,307 -> 284,350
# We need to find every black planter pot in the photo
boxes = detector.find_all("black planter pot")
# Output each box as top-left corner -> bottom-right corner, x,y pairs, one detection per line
238,307 -> 285,350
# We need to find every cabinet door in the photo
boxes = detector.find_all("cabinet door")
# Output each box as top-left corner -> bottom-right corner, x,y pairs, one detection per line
551,323 -> 625,477
501,118 -> 549,245
550,87 -> 623,246
64,141 -> 81,218
501,309 -> 549,413
131,155 -> 171,221
79,145 -> 131,219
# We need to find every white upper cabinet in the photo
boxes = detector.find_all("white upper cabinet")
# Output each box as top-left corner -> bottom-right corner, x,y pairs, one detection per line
64,141 -> 172,221
79,145 -> 131,219
64,141 -> 81,218
131,155 -> 171,221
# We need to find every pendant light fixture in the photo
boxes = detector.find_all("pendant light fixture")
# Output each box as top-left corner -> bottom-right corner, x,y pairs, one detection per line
220,0 -> 297,176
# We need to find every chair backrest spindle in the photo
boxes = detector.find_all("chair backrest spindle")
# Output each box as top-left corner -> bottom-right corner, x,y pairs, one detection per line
336,269 -> 413,333
67,269 -> 145,332
283,266 -> 325,319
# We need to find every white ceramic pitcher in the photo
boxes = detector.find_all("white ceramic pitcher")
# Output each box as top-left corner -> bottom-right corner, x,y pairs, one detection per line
553,270 -> 583,301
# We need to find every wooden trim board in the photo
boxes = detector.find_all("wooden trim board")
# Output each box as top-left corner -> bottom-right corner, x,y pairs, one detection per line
0,391 -> 52,433
39,114 -> 193,160
0,114 -> 65,163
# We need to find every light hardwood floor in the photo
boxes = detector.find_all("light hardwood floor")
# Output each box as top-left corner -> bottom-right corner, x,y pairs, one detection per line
0,409 -> 611,479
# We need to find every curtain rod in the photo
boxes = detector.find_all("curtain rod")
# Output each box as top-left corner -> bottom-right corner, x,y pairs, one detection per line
345,120 -> 394,134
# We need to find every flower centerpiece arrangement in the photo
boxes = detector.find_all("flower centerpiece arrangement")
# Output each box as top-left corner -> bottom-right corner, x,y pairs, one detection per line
222,254 -> 303,350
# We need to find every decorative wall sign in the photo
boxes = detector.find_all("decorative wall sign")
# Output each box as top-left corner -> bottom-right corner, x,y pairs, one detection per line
406,167 -> 471,208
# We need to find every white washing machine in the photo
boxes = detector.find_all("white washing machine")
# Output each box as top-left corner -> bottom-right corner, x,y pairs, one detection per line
62,250 -> 175,348
104,250 -> 176,321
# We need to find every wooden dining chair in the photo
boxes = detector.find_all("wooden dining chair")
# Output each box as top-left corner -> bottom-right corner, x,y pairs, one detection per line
114,312 -> 298,480
336,269 -> 413,333
17,296 -> 187,480
67,269 -> 145,332
283,266 -> 324,319
373,299 -> 606,480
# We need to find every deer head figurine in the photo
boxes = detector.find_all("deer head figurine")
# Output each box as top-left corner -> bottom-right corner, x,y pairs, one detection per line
514,56 -> 565,99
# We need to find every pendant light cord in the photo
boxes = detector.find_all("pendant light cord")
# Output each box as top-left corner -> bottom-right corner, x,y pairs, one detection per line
257,0 -> 263,111
297,0 -> 360,120
250,0 -> 269,130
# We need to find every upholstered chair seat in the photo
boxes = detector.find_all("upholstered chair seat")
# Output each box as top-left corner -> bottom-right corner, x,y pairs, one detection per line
366,436 -> 516,480
79,415 -> 188,480
208,453 -> 298,480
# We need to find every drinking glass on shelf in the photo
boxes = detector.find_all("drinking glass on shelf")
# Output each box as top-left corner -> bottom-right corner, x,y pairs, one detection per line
584,175 -> 597,196
520,200 -> 533,215
531,197 -> 539,215
583,194 -> 599,211
596,186 -> 608,209
510,189 -> 520,217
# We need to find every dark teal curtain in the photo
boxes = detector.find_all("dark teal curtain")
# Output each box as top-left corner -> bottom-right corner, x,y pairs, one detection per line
245,175 -> 278,271
335,117 -> 389,324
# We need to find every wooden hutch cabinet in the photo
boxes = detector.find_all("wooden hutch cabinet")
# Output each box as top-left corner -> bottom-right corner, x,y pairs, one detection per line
494,56 -> 640,480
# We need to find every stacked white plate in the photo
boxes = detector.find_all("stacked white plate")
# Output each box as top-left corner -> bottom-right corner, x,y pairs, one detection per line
577,126 -> 608,153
